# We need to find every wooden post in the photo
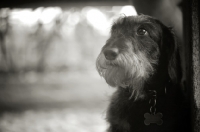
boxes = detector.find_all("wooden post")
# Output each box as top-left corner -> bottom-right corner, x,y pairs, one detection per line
186,0 -> 200,131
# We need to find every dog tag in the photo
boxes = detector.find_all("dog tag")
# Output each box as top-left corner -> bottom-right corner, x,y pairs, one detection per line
144,113 -> 163,125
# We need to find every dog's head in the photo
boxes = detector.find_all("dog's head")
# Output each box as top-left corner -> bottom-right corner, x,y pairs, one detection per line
96,15 -> 178,99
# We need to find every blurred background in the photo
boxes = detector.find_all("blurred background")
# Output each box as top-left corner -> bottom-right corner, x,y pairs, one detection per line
0,4 -> 137,132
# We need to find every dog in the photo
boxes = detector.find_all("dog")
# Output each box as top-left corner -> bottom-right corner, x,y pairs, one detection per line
96,15 -> 190,132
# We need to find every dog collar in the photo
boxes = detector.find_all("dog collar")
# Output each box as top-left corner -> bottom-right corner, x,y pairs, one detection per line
144,79 -> 171,126
144,90 -> 163,125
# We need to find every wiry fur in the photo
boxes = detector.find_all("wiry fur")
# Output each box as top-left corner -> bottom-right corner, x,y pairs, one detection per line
96,15 -> 190,132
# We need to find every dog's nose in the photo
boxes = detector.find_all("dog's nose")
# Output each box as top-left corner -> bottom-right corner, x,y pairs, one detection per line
103,48 -> 119,60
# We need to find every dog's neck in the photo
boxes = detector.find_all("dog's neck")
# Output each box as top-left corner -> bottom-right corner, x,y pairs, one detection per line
145,53 -> 171,96
121,53 -> 175,100
122,61 -> 170,99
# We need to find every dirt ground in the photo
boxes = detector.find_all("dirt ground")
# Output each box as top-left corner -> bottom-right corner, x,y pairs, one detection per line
0,71 -> 115,132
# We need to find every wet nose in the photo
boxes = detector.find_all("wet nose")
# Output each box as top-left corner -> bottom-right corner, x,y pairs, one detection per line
103,48 -> 119,60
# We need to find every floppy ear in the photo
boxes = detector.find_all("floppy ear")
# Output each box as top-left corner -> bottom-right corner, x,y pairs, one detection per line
161,26 -> 179,84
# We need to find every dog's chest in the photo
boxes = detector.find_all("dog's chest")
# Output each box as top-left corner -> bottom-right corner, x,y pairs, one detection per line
127,94 -> 183,132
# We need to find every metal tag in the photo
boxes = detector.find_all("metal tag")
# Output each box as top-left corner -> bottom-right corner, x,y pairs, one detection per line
144,112 -> 163,125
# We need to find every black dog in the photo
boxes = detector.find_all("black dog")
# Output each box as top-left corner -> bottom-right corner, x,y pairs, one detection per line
96,15 -> 190,132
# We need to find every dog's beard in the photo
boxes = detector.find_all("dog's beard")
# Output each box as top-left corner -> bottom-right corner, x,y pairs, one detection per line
96,51 -> 158,99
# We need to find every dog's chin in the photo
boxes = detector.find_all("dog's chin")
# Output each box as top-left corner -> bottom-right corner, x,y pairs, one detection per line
100,66 -> 148,100
98,66 -> 146,100
103,67 -> 130,88
97,55 -> 151,87
97,63 -> 145,88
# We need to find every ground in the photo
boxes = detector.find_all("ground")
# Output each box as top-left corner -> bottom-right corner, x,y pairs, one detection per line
0,71 -> 114,132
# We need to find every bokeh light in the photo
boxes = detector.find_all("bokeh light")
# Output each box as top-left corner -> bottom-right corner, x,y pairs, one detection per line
0,5 -> 137,132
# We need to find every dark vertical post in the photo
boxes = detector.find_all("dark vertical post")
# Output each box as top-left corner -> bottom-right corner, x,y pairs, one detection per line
184,0 -> 200,131
191,0 -> 200,131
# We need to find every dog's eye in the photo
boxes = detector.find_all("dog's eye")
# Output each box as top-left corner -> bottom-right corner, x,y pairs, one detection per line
137,28 -> 148,36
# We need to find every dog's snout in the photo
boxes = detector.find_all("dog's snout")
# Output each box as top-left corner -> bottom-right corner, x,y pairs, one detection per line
103,48 -> 119,60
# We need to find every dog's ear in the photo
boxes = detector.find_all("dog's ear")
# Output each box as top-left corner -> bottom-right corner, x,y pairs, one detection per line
161,25 -> 179,84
